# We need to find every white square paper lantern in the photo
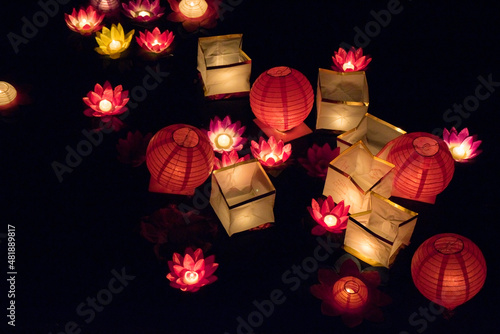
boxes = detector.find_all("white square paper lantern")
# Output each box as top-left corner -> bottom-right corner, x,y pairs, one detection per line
316,68 -> 369,132
344,192 -> 418,268
337,113 -> 406,154
197,34 -> 251,100
210,160 -> 275,236
323,141 -> 394,214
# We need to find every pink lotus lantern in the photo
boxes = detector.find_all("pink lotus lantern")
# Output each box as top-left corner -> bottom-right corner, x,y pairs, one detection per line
308,196 -> 349,235
122,0 -> 165,22
166,248 -> 218,292
136,28 -> 174,54
331,47 -> 372,72
83,81 -> 129,119
298,143 -> 340,180
205,116 -> 246,153
442,127 -> 482,162
91,0 -> 120,14
250,136 -> 292,168
116,131 -> 153,167
213,150 -> 250,170
64,6 -> 105,36
167,0 -> 218,32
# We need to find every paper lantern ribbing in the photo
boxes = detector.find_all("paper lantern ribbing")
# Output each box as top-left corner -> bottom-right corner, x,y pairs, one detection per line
250,66 -> 314,133
411,233 -> 487,311
385,132 -> 455,204
146,124 -> 214,195
0,81 -> 17,106
332,276 -> 369,314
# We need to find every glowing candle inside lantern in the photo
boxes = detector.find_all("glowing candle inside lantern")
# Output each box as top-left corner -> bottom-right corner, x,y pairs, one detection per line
108,40 -> 122,51
342,61 -> 355,71
79,18 -> 88,28
137,10 -> 151,17
216,134 -> 232,149
451,146 -> 466,160
344,280 -> 359,294
178,0 -> 208,18
183,271 -> 199,284
99,99 -> 113,112
264,153 -> 279,162
323,214 -> 338,227
152,39 -> 160,46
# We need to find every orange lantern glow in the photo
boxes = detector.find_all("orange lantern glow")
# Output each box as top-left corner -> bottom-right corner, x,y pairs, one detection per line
411,233 -> 487,311
178,0 -> 208,18
332,276 -> 369,314
250,66 -> 314,142
0,81 -> 17,108
91,0 -> 120,13
383,132 -> 455,204
146,124 -> 214,195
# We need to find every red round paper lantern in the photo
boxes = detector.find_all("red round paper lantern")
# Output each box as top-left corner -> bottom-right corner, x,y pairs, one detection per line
332,276 -> 369,314
411,233 -> 487,311
146,124 -> 214,195
386,132 -> 455,203
250,66 -> 314,132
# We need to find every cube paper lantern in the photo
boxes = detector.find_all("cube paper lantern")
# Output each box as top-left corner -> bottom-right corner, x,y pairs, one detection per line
316,68 -> 369,132
411,233 -> 487,311
146,124 -> 214,195
197,34 -> 251,100
250,66 -> 314,142
344,192 -> 418,268
384,132 -> 455,204
337,113 -> 406,154
323,141 -> 394,214
210,159 -> 276,236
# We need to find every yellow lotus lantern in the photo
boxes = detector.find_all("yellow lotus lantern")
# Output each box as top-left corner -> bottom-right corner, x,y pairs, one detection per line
95,23 -> 134,59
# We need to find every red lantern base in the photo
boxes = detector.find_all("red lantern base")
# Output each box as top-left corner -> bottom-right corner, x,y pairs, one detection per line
253,118 -> 312,143
148,177 -> 196,196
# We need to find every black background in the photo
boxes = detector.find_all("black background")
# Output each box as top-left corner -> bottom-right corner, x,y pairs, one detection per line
1,1 -> 500,333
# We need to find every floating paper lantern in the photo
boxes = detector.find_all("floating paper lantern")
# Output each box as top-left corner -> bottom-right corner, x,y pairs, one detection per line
411,233 -> 487,311
95,24 -> 135,59
250,66 -> 314,141
0,81 -> 17,107
197,34 -> 251,100
210,160 -> 276,236
122,0 -> 165,22
331,47 -> 372,73
250,136 -> 291,168
64,6 -> 105,36
332,276 -> 369,314
178,0 -> 208,18
384,132 -> 455,204
91,0 -> 120,13
442,127 -> 482,162
337,113 -> 406,154
136,28 -> 175,54
323,141 -> 394,214
146,124 -> 214,195
344,192 -> 418,267
316,68 -> 369,132
166,248 -> 218,292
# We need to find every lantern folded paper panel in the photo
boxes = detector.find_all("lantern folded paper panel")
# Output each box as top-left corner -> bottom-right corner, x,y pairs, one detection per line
337,113 -> 406,154
210,160 -> 276,236
316,69 -> 369,132
197,34 -> 251,100
323,141 -> 394,214
344,192 -> 418,268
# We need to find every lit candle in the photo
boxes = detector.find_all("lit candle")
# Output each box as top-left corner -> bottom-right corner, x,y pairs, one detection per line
152,39 -> 160,46
98,99 -> 113,112
264,153 -> 279,162
216,134 -> 232,149
183,271 -> 199,284
344,280 -> 359,294
451,146 -> 467,160
108,40 -> 122,52
323,214 -> 338,227
137,10 -> 151,18
78,18 -> 88,28
178,0 -> 208,18
342,61 -> 354,71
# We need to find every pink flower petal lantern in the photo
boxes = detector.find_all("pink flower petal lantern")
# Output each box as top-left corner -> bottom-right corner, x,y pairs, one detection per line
146,124 -> 215,195
122,0 -> 165,22
82,81 -> 129,119
298,143 -> 340,180
331,47 -> 372,72
205,116 -> 246,153
250,66 -> 314,142
136,28 -> 175,54
91,0 -> 120,14
307,196 -> 349,235
442,127 -> 482,162
64,6 -> 105,36
213,150 -> 250,170
250,136 -> 292,168
116,131 -> 153,167
166,248 -> 218,292
385,132 -> 455,204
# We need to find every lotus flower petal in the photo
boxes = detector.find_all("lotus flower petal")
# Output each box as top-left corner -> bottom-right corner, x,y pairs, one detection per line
442,127 -> 482,162
331,47 -> 372,72
307,196 -> 349,234
166,248 -> 218,292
